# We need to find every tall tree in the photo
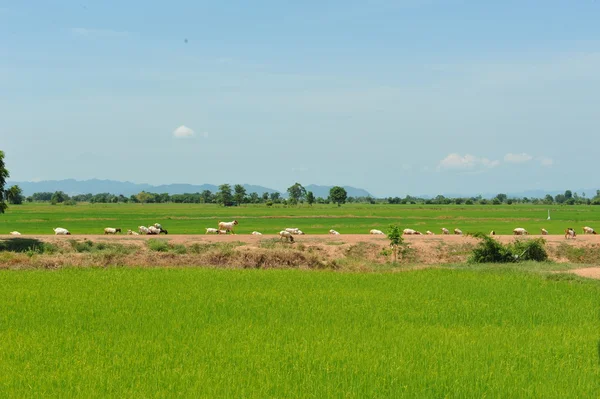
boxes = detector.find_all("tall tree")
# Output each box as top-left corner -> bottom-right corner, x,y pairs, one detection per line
287,183 -> 306,205
0,151 -> 8,213
6,185 -> 23,205
233,184 -> 247,206
329,186 -> 348,207
306,191 -> 315,206
217,184 -> 233,206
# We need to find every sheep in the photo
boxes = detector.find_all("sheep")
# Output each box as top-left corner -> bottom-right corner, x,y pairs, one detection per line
454,228 -> 463,235
329,229 -> 340,235
154,223 -> 163,230
104,227 -> 122,235
540,228 -> 548,235
565,228 -> 576,239
9,231 -> 21,236
139,226 -> 150,235
218,230 -> 228,235
403,228 -> 417,235
370,229 -> 385,235
205,228 -> 220,234
294,230 -> 305,235
251,231 -> 262,235
285,228 -> 300,234
513,228 -> 528,236
426,231 -> 435,235
583,226 -> 597,235
441,228 -> 450,235
218,220 -> 238,234
53,227 -> 71,235
490,230 -> 496,236
127,230 -> 139,235
148,226 -> 168,235
279,230 -> 294,242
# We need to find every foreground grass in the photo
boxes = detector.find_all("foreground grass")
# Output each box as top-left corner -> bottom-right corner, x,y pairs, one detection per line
0,268 -> 598,397
2,202 -> 600,235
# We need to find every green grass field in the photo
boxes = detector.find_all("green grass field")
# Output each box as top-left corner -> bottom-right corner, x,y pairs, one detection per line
0,268 -> 597,397
2,202 -> 600,235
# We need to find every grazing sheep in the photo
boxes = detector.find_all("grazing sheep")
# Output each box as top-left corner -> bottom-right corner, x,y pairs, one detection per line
154,223 -> 163,230
540,228 -> 548,235
218,220 -> 238,234
9,231 -> 21,236
104,227 -> 122,235
218,230 -> 228,234
285,228 -> 300,234
139,226 -> 150,235
583,226 -> 597,235
329,229 -> 340,235
53,227 -> 71,235
294,230 -> 305,235
403,228 -> 417,235
205,228 -> 220,234
370,229 -> 385,235
454,228 -> 463,235
279,230 -> 294,242
565,228 -> 576,239
426,231 -> 435,235
441,228 -> 450,235
251,231 -> 263,235
490,230 -> 496,236
513,228 -> 528,236
127,230 -> 139,235
148,226 -> 168,235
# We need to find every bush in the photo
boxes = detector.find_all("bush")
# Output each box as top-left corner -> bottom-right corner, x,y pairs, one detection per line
468,233 -> 548,263
147,239 -> 170,252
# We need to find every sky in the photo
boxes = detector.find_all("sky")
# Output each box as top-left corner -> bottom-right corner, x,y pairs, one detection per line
1,1 -> 599,197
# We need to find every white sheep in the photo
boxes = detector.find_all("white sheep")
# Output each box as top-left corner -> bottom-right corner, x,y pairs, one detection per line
218,220 -> 238,234
540,228 -> 548,235
139,226 -> 150,235
251,231 -> 263,235
426,231 -> 435,235
329,229 -> 340,235
148,226 -> 168,235
279,230 -> 294,242
104,227 -> 122,235
441,228 -> 450,235
583,226 -> 597,235
454,228 -> 463,235
127,230 -> 139,235
513,228 -> 528,235
370,229 -> 385,235
294,230 -> 305,235
285,228 -> 300,234
218,230 -> 228,235
565,228 -> 576,239
205,228 -> 220,234
9,231 -> 21,236
53,227 -> 71,235
154,223 -> 163,230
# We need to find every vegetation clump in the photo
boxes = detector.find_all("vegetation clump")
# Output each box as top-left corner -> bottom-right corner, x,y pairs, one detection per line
469,233 -> 548,263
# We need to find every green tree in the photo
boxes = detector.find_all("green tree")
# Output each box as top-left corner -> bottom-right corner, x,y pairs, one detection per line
217,184 -> 233,206
495,193 -> 507,203
200,190 -> 213,203
329,186 -> 348,207
5,185 -> 23,205
564,190 -> 573,200
0,151 -> 8,213
306,191 -> 315,206
270,192 -> 281,202
387,225 -> 403,263
287,183 -> 306,205
233,184 -> 247,206
51,191 -> 68,204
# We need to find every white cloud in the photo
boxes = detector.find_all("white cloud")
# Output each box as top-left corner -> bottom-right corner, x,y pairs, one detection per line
438,153 -> 500,171
173,125 -> 195,138
537,157 -> 554,167
504,153 -> 533,163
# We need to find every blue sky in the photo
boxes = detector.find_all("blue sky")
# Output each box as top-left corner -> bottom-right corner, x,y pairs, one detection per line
1,1 -> 599,196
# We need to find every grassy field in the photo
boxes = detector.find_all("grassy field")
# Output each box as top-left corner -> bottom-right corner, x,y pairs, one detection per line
2,202 -> 600,235
0,268 -> 597,397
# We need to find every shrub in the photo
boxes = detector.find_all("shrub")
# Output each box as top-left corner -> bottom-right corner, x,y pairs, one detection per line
468,233 -> 548,263
147,239 -> 170,252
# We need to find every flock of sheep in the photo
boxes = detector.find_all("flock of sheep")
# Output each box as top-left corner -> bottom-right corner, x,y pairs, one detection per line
7,223 -> 597,240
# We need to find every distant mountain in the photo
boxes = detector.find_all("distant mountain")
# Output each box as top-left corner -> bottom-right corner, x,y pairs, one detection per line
303,185 -> 372,199
8,179 -> 281,197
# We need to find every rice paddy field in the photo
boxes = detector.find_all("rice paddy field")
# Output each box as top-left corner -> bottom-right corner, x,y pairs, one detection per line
0,267 -> 598,397
1,202 -> 599,235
